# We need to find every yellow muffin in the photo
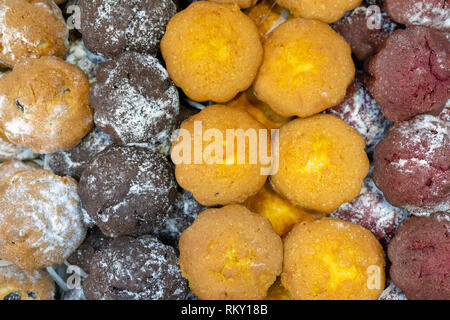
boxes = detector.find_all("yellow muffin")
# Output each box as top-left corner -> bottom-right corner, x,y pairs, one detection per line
0,56 -> 93,154
210,0 -> 258,9
282,218 -> 385,300
244,184 -> 324,236
271,114 -> 369,213
265,277 -> 293,300
254,18 -> 355,118
277,0 -> 362,23
179,205 -> 283,300
227,91 -> 292,130
247,0 -> 291,40
171,105 -> 271,206
0,0 -> 69,67
161,1 -> 263,103
0,264 -> 55,300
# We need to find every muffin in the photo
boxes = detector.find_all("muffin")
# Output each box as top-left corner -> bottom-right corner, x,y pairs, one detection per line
67,226 -> 112,274
179,205 -> 283,300
271,114 -> 369,214
0,0 -> 69,67
254,18 -> 355,118
44,128 -> 113,181
366,26 -> 450,121
276,0 -> 363,23
0,56 -> 93,154
373,115 -> 449,216
228,91 -> 293,130
90,52 -> 179,146
384,0 -> 450,32
161,1 -> 263,102
171,104 -> 271,206
332,5 -> 398,62
0,134 -> 36,162
210,0 -> 257,9
0,161 -> 87,270
388,213 -> 450,300
247,0 -> 291,40
282,218 -> 385,300
324,74 -> 391,153
244,185 -> 324,236
78,145 -> 177,237
0,264 -> 55,300
83,235 -> 188,300
79,0 -> 176,58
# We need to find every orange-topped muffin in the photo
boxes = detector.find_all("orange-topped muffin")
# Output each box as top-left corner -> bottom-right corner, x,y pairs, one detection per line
277,0 -> 362,23
265,278 -> 293,300
171,104 -> 272,206
0,0 -> 69,67
247,0 -> 291,40
271,114 -> 369,213
254,18 -> 355,118
282,218 -> 385,300
210,0 -> 258,9
161,1 -> 263,103
179,205 -> 283,300
227,91 -> 292,130
244,185 -> 324,236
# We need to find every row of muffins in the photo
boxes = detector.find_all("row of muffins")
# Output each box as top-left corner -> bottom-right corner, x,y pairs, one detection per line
0,0 -> 448,300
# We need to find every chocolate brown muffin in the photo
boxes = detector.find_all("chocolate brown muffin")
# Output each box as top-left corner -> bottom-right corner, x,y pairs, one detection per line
44,128 -> 113,180
83,235 -> 188,300
385,0 -> 449,32
388,213 -> 450,300
79,0 -> 176,58
332,4 -> 397,62
366,26 -> 450,121
78,145 -> 178,237
373,114 -> 449,215
91,52 -> 179,146
67,226 -> 112,273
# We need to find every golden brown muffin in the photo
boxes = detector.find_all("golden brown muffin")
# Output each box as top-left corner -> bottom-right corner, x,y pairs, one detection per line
0,134 -> 36,162
254,18 -> 355,118
265,277 -> 293,300
247,0 -> 291,40
0,162 -> 87,270
271,114 -> 369,214
0,263 -> 55,300
171,104 -> 271,206
0,56 -> 93,154
228,90 -> 292,130
282,218 -> 385,300
277,0 -> 362,23
210,0 -> 257,9
179,205 -> 283,300
244,184 -> 325,236
161,1 -> 263,103
0,0 -> 69,67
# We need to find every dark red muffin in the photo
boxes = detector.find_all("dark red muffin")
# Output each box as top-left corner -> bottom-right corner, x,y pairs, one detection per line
388,213 -> 450,300
332,4 -> 397,62
373,114 -> 449,216
324,74 -> 391,153
366,26 -> 450,121
385,0 -> 449,32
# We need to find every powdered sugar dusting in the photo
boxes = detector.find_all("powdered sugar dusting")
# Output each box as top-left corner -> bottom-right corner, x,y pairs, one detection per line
325,76 -> 391,152
93,53 -> 179,146
0,169 -> 87,267
403,1 -> 450,31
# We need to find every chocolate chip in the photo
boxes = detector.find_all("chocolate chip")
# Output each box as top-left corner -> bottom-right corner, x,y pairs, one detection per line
27,291 -> 37,299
